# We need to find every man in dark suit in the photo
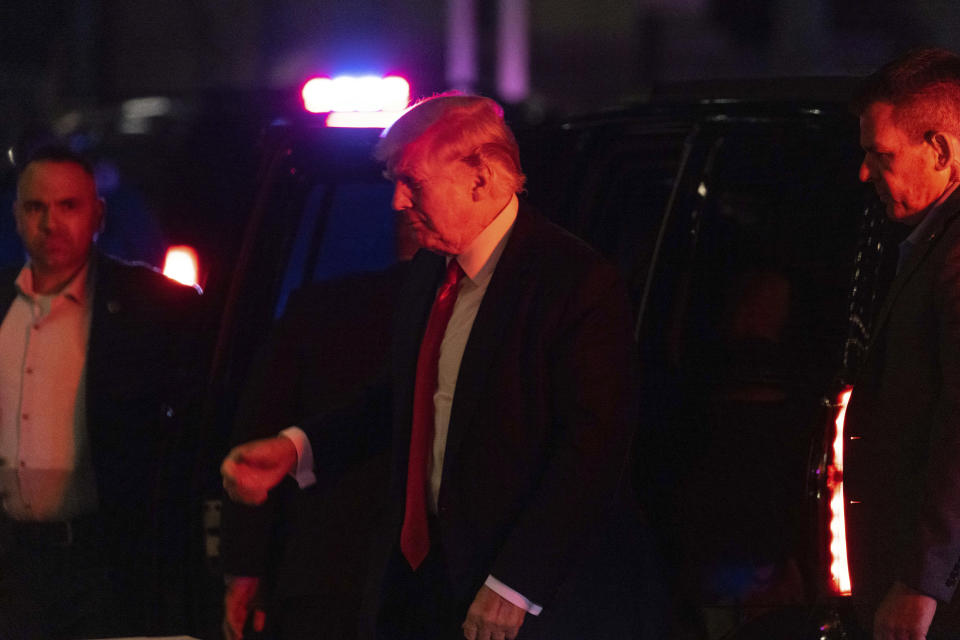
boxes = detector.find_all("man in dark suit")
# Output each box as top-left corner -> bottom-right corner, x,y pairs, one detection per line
845,48 -> 960,640
222,95 -> 642,640
0,146 -> 204,638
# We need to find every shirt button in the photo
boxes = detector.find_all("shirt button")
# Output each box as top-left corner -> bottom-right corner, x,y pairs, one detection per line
21,413 -> 28,420
25,367 -> 32,374
32,324 -> 40,330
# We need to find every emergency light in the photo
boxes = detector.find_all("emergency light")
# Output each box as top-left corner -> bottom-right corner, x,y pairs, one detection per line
301,75 -> 410,129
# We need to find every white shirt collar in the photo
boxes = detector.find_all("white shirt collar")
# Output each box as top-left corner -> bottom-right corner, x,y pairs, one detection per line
454,194 -> 519,282
15,260 -> 91,306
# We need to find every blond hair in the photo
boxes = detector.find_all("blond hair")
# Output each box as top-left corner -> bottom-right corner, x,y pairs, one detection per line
375,94 -> 526,193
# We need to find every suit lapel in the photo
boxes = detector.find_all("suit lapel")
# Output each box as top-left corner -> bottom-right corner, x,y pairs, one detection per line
87,253 -> 118,355
85,254 -> 125,448
393,250 -> 446,454
867,196 -> 960,352
440,205 -> 537,483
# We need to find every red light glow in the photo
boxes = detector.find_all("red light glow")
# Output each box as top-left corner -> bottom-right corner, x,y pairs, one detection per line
827,387 -> 853,595
163,245 -> 199,287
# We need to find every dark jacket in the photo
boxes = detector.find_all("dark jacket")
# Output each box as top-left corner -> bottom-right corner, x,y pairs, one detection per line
303,203 -> 643,638
220,264 -> 407,635
845,187 -> 960,634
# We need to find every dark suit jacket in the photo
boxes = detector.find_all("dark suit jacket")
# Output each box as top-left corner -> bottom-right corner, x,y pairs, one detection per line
0,252 -> 206,633
845,188 -> 960,633
221,265 -> 406,631
303,203 -> 641,637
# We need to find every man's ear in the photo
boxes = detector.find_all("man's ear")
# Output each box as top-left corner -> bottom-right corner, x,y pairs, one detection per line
471,162 -> 492,201
929,131 -> 960,175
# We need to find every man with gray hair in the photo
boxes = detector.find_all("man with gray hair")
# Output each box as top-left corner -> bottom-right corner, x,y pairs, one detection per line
222,94 -> 643,639
846,48 -> 960,639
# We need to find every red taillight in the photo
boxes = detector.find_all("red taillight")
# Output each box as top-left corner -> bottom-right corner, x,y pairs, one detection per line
163,245 -> 199,288
827,387 -> 853,595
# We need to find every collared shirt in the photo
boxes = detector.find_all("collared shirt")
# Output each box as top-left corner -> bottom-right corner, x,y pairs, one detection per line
0,262 -> 99,521
286,195 -> 519,490
899,181 -> 960,273
429,193 -> 518,513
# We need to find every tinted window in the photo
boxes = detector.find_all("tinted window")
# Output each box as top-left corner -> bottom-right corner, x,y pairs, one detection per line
666,124 -> 863,387
576,132 -> 687,298
275,181 -> 396,317
523,124 -> 688,310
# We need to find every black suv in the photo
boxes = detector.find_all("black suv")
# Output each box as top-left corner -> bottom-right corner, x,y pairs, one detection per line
518,92 -> 884,638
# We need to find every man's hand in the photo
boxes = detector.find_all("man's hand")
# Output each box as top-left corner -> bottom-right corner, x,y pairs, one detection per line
874,581 -> 937,640
221,436 -> 297,505
222,576 -> 265,640
462,585 -> 526,640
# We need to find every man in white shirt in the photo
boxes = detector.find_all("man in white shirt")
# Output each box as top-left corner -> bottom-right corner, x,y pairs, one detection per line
222,95 -> 640,640
0,146 -> 205,638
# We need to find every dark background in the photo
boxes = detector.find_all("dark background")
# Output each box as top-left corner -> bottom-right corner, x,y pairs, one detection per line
1,0 -> 950,283
2,0 -> 958,130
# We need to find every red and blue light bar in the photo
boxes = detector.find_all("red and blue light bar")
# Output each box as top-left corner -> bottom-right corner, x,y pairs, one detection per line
301,75 -> 410,129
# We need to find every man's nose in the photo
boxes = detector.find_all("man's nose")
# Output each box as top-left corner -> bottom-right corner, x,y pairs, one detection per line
392,184 -> 411,211
38,208 -> 56,231
858,158 -> 871,183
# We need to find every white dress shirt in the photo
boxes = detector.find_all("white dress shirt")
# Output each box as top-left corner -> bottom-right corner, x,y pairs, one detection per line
428,193 -> 517,514
0,262 -> 99,521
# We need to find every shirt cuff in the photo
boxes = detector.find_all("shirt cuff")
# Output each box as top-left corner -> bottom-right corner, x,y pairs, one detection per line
484,575 -> 543,616
279,426 -> 316,488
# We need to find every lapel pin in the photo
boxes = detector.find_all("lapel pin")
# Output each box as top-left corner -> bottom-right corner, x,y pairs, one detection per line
107,300 -> 121,314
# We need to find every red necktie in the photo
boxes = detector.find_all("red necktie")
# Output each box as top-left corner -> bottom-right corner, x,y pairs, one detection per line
401,258 -> 465,570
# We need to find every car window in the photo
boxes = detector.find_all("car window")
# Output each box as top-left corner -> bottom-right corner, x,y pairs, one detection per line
647,121 -> 865,390
576,132 -> 688,304
275,180 -> 396,317
523,125 -> 688,314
